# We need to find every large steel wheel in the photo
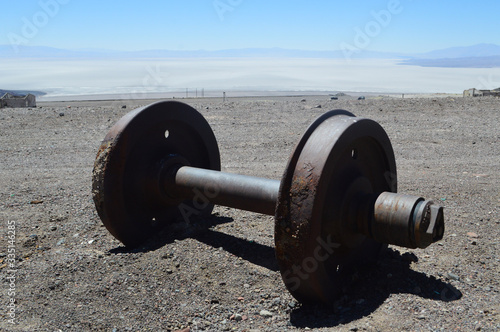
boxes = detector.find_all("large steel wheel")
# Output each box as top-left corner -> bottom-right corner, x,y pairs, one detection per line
92,101 -> 220,247
275,110 -> 397,304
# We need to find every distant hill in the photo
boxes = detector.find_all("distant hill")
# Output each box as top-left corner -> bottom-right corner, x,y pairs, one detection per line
399,43 -> 500,68
1,43 -> 499,67
413,43 -> 500,59
399,55 -> 500,68
0,89 -> 47,97
0,44 -> 404,59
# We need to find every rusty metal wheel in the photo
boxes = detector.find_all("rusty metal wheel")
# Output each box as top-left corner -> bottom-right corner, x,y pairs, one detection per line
92,101 -> 220,247
275,110 -> 397,304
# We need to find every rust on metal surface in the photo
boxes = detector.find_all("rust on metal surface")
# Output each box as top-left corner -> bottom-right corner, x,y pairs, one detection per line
91,139 -> 113,227
171,166 -> 280,216
91,101 -> 220,247
275,110 -> 398,304
371,192 -> 444,249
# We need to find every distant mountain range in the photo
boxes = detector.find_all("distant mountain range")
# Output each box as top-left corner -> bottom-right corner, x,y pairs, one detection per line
1,43 -> 499,68
0,45 -> 405,59
399,55 -> 500,68
398,43 -> 500,67
412,43 -> 500,59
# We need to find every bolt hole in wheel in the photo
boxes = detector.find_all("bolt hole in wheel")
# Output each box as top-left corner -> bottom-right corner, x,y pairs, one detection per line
351,148 -> 358,159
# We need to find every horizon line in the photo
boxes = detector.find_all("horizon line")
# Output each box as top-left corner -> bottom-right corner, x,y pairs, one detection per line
1,42 -> 500,55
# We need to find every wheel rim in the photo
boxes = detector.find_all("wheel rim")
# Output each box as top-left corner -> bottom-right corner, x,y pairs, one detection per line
92,101 -> 220,247
275,110 -> 396,303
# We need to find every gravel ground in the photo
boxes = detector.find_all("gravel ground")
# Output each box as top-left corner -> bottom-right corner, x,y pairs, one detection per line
0,95 -> 499,331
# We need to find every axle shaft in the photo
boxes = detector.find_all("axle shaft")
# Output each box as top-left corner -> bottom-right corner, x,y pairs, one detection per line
164,163 -> 443,249
169,166 -> 280,216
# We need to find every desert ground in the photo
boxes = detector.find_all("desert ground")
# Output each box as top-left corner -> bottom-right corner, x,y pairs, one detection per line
0,94 -> 499,331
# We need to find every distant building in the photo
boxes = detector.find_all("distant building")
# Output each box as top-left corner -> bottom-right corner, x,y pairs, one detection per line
0,93 -> 36,108
484,88 -> 500,97
463,88 -> 500,97
463,88 -> 486,97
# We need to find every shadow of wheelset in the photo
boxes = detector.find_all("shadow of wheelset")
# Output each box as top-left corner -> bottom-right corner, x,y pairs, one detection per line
108,216 -> 461,329
289,248 -> 462,329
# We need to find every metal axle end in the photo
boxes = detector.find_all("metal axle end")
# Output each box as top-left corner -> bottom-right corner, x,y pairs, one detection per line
414,200 -> 445,248
372,192 -> 445,249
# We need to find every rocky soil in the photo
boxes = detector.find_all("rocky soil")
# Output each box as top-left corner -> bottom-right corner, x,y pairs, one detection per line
0,95 -> 499,331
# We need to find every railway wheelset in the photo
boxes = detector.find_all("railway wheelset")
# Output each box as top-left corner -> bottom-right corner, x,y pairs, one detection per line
92,100 -> 444,303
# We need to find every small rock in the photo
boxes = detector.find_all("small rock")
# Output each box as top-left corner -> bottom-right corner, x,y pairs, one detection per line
49,225 -> 57,231
301,99 -> 306,102
288,301 -> 296,309
173,328 -> 190,332
447,272 -> 460,281
259,309 -> 273,318
237,296 -> 244,301
121,105 -> 127,109
314,105 -> 322,108
243,283 -> 250,288
59,112 -> 65,117
467,232 -> 479,238
417,315 -> 426,320
49,215 -> 67,223
23,235 -> 38,247
233,314 -> 243,321
56,238 -> 65,246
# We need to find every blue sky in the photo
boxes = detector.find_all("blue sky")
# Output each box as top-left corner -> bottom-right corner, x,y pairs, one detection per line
1,0 -> 499,53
